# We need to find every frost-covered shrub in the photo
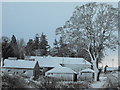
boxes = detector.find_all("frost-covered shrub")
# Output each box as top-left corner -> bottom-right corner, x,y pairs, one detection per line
33,76 -> 58,88
31,76 -> 90,89
2,73 -> 28,89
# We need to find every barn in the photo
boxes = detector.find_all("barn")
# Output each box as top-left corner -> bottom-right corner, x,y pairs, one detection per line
30,56 -> 60,75
45,66 -> 77,81
60,57 -> 92,72
30,56 -> 92,73
1,56 -> 92,81
2,59 -> 40,78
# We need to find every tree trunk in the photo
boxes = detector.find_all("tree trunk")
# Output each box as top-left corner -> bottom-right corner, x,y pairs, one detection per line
92,60 -> 99,81
97,69 -> 102,81
87,49 -> 99,81
96,60 -> 98,68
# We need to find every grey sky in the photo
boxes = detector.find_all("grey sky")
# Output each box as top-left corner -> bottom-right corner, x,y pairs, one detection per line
2,2 -> 118,67
2,2 -> 87,45
2,2 -> 118,45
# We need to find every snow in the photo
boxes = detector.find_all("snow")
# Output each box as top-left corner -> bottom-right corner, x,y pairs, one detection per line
3,59 -> 36,69
80,68 -> 95,73
46,66 -> 77,74
106,67 -> 118,71
91,77 -> 109,88
8,57 -> 17,60
111,72 -> 118,77
38,59 -> 60,68
3,56 -> 91,71
30,56 -> 91,68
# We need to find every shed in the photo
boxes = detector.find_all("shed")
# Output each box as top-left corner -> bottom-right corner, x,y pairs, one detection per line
2,59 -> 39,77
106,67 -> 118,72
79,68 -> 95,81
45,66 -> 77,81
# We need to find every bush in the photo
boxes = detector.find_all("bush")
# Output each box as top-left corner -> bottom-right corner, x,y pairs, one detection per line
2,73 -> 29,89
37,76 -> 58,88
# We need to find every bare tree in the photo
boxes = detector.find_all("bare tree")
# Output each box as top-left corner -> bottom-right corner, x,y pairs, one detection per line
17,39 -> 26,59
56,2 -> 118,81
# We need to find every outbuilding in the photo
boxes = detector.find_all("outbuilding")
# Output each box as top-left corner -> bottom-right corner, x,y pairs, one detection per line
30,56 -> 92,73
79,68 -> 95,81
106,67 -> 118,72
45,66 -> 77,81
2,59 -> 40,78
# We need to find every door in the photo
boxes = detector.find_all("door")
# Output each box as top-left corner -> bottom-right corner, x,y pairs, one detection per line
73,73 -> 77,82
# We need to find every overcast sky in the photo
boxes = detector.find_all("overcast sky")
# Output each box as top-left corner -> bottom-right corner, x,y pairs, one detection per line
2,2 -> 118,67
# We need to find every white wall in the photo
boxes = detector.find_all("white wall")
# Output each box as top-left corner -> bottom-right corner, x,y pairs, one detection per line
45,73 -> 74,81
78,72 -> 94,81
2,68 -> 33,77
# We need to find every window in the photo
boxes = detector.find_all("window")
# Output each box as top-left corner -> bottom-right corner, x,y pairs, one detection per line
47,73 -> 53,75
8,70 -> 11,72
51,73 -> 53,75
23,71 -> 26,73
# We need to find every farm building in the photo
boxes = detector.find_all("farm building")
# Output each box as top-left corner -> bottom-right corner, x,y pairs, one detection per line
45,66 -> 77,81
1,56 -> 92,81
29,56 -> 61,75
106,67 -> 118,72
2,59 -> 40,78
30,56 -> 92,73
78,68 -> 94,81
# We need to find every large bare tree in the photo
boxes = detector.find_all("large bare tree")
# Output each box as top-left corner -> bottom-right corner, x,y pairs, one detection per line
56,2 -> 118,81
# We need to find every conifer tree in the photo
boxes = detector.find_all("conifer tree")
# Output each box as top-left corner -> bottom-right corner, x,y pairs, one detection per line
25,39 -> 34,56
39,33 -> 49,56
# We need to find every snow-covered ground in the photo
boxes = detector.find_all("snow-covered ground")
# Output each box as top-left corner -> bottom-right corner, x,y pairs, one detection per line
105,72 -> 119,88
90,76 -> 109,88
111,71 -> 118,78
90,71 -> 120,88
2,71 -> 119,89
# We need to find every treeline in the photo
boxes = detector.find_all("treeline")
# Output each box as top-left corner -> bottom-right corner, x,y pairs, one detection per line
1,33 -> 90,60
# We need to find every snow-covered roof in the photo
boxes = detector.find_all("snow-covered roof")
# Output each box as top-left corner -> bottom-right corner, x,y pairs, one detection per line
8,57 -> 17,60
80,68 -> 95,73
30,56 -> 60,67
106,67 -> 118,71
38,60 -> 60,68
46,66 -> 77,74
3,59 -> 36,69
30,56 -> 91,68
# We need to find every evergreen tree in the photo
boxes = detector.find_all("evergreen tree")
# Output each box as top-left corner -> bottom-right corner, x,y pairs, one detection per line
50,39 -> 59,56
58,37 -> 71,57
10,35 -> 20,58
25,39 -> 34,56
51,37 -> 74,57
39,33 -> 49,56
33,33 -> 39,50
2,36 -> 10,59
54,39 -> 58,47
2,35 -> 20,59
58,37 -> 64,56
